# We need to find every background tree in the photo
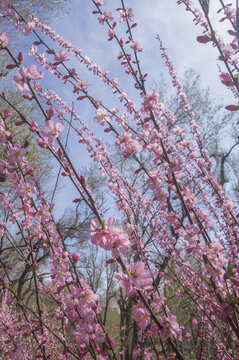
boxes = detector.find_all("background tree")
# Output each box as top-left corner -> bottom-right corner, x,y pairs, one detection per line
159,68 -> 239,199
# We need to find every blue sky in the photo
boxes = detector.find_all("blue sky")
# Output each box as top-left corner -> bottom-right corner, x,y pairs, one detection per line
51,0 -> 235,101
4,0 -> 235,218
38,0 -> 237,217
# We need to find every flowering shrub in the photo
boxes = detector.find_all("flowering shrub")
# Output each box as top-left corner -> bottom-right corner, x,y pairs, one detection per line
0,0 -> 239,359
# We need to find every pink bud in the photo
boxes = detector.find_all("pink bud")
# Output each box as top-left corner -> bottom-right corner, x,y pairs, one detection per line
225,105 -> 239,111
36,137 -> 47,148
26,167 -> 34,175
64,165 -> 71,174
73,198 -> 83,203
106,258 -> 116,264
15,121 -> 24,126
46,107 -> 55,118
80,175 -> 86,185
219,73 -> 234,86
108,28 -> 115,41
72,253 -> 79,262
18,51 -> 24,63
6,298 -> 13,306
23,94 -> 34,100
58,147 -> 63,158
30,120 -> 38,132
4,109 -> 12,118
6,64 -> 17,69
33,261 -> 37,269
197,35 -> 211,43
62,251 -> 68,259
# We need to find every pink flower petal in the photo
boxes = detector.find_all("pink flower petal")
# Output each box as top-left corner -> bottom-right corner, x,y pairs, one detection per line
56,122 -> 65,131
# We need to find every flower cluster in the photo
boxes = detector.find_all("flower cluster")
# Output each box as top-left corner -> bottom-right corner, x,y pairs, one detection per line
91,217 -> 130,257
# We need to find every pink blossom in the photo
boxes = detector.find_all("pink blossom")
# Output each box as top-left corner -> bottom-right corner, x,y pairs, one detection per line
116,261 -> 153,297
12,68 -> 29,92
165,313 -> 182,340
12,65 -> 43,91
0,31 -> 9,49
23,20 -> 35,35
129,262 -> 152,290
130,40 -> 143,52
54,50 -> 70,62
117,8 -> 134,22
94,108 -> 112,126
29,44 -> 37,56
191,318 -> 198,327
8,145 -> 26,163
36,53 -> 47,66
14,10 -> 19,29
91,217 -> 130,256
134,308 -> 151,330
41,120 -> 65,139
108,28 -> 115,41
26,64 -> 44,80
98,11 -> 113,24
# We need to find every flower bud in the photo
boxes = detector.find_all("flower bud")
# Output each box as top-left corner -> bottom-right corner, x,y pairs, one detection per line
4,109 -> 12,118
72,253 -> 79,263
62,251 -> 68,259
58,147 -> 63,159
46,106 -> 55,118
18,51 -> 24,64
80,175 -> 86,185
23,94 -> 34,100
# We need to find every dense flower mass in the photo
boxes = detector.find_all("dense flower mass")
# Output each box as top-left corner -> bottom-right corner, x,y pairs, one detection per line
0,0 -> 239,359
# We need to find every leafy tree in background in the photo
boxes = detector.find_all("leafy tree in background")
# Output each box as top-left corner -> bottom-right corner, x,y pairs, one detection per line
0,0 -> 70,26
155,68 -> 239,198
0,0 -> 70,77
